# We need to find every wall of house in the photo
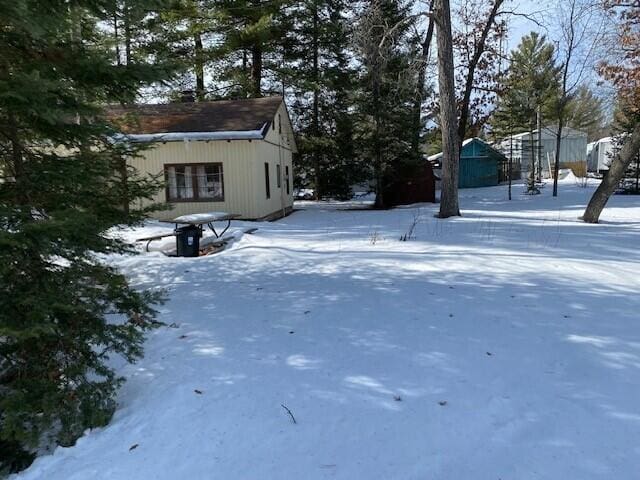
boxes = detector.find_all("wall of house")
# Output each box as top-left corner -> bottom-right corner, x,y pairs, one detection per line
263,102 -> 297,153
130,139 -> 271,220
252,133 -> 294,219
250,101 -> 296,218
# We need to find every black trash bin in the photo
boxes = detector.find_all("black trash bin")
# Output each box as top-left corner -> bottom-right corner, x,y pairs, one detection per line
175,225 -> 201,257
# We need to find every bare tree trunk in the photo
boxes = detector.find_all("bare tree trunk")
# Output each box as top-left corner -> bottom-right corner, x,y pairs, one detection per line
552,119 -> 563,196
374,158 -> 384,208
113,3 -> 121,66
312,4 -> 321,200
552,0 -> 578,197
435,0 -> 460,218
583,124 -> 640,223
636,152 -> 640,193
412,2 -> 435,158
457,0 -> 504,143
8,115 -> 28,205
373,78 -> 385,209
251,43 -> 263,98
194,32 -> 205,101
124,0 -> 131,65
527,125 -> 537,193
537,107 -> 542,182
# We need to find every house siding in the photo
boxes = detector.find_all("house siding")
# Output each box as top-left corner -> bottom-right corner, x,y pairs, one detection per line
253,136 -> 294,218
263,102 -> 297,153
129,139 -> 294,220
251,100 -> 295,218
129,139 -> 263,220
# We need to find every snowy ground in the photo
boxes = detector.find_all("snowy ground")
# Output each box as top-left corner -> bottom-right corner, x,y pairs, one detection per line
17,179 -> 640,479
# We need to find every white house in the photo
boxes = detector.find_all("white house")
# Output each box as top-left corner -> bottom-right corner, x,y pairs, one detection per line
109,96 -> 297,221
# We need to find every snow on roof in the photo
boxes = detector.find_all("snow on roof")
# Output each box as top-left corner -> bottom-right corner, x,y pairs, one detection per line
118,127 -> 266,143
427,137 -> 506,162
428,138 -> 475,161
505,126 -> 587,141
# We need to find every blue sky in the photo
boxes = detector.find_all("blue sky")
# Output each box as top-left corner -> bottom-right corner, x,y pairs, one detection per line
505,0 -> 554,50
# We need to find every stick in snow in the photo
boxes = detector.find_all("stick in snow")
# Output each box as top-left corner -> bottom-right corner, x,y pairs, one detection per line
281,404 -> 297,424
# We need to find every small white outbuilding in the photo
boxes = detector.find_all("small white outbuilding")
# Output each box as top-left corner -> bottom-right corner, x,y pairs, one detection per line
587,137 -> 615,173
109,96 -> 297,221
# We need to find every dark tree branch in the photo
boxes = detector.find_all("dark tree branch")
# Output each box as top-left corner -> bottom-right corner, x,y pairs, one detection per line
457,0 -> 505,143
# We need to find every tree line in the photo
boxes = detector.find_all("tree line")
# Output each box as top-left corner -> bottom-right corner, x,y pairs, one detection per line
101,0 -> 512,207
83,0 -> 631,212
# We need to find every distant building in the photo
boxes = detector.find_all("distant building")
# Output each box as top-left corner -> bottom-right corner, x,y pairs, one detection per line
496,126 -> 587,179
429,138 -> 506,189
383,161 -> 436,206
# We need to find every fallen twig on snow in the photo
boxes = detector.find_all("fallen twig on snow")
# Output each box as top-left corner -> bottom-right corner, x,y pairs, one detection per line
281,404 -> 297,424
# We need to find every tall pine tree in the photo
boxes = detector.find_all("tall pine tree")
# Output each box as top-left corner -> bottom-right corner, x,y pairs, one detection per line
284,0 -> 360,199
0,0 -> 169,472
146,0 -> 218,100
491,32 -> 560,192
565,86 -> 606,141
353,0 -> 419,208
211,0 -> 292,98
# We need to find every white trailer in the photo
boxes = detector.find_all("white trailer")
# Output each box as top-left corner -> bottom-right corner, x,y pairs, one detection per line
587,137 -> 615,173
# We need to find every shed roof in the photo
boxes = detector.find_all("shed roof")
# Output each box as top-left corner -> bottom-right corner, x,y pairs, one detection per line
428,137 -> 506,163
106,96 -> 284,140
428,139 -> 474,162
505,126 -> 587,141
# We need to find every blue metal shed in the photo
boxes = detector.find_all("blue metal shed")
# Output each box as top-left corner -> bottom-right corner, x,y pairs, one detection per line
428,138 -> 506,189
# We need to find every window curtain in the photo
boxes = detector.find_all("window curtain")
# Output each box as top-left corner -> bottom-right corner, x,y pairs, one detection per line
167,166 -> 178,198
183,166 -> 193,198
196,165 -> 208,197
211,166 -> 223,199
213,175 -> 223,199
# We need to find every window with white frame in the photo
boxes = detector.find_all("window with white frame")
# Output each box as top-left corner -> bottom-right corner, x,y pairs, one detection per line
165,163 -> 224,202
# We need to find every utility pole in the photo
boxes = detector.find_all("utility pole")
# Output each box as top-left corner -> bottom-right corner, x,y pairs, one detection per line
509,126 -> 513,200
536,106 -> 542,183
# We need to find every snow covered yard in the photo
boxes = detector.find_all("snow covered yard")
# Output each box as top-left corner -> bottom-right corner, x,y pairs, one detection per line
17,181 -> 640,479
